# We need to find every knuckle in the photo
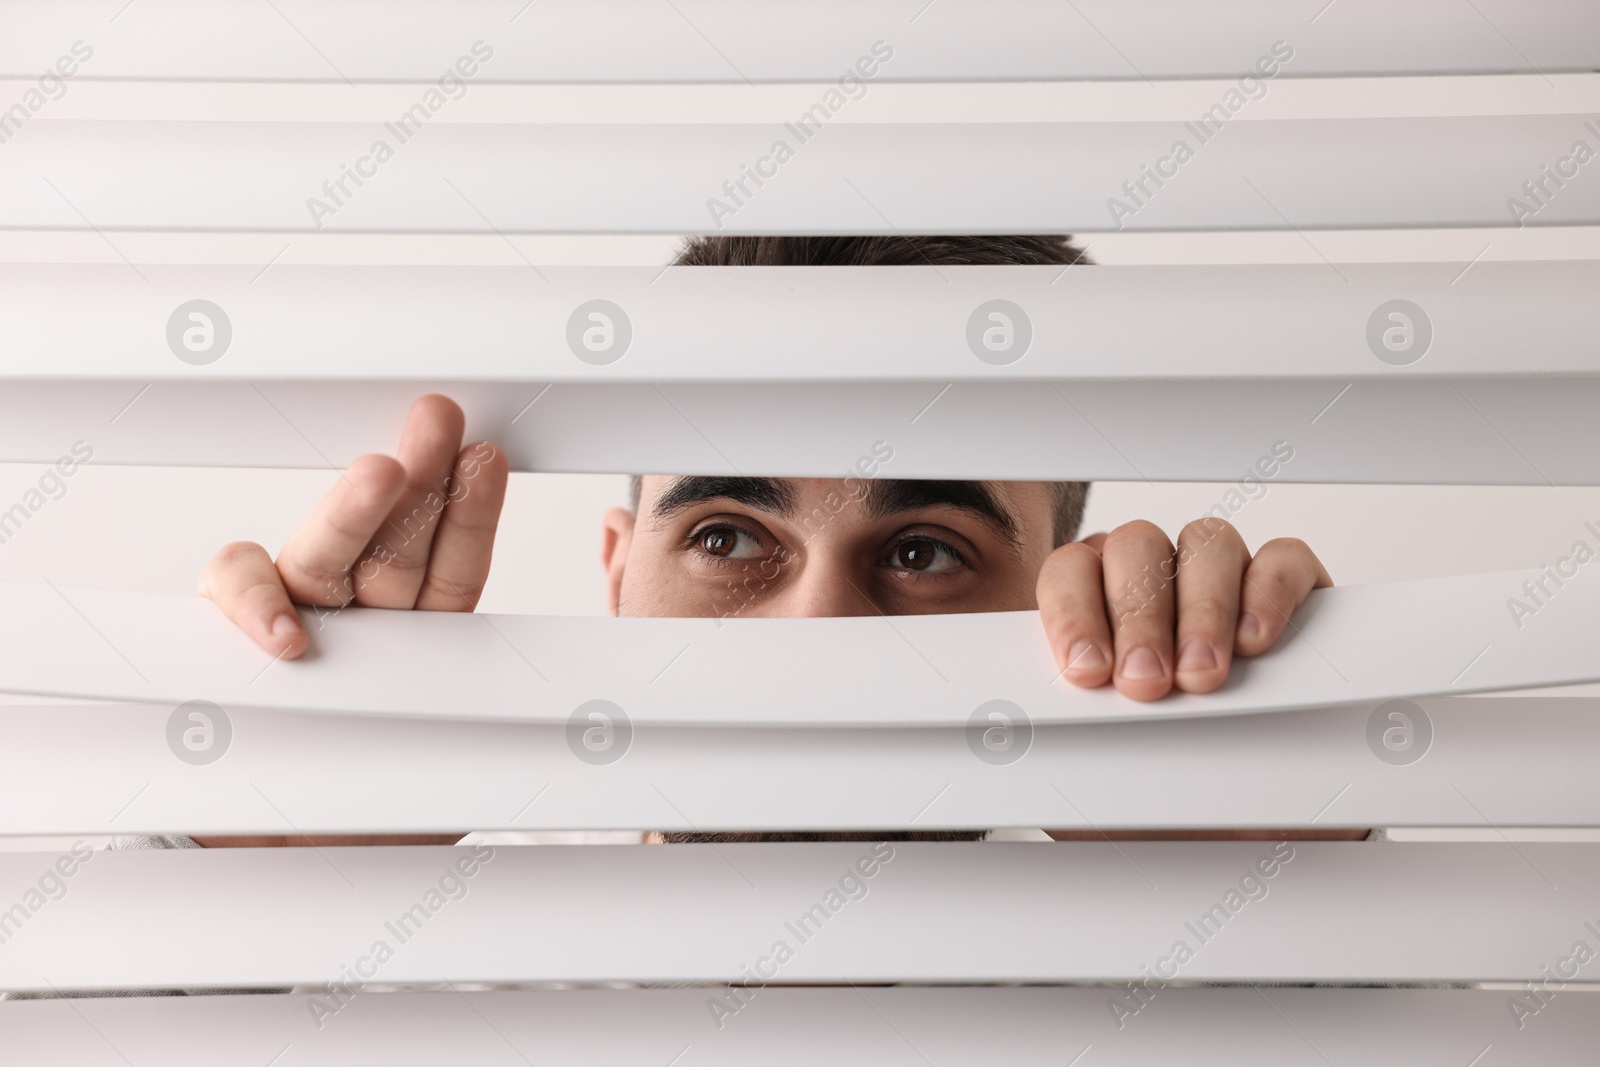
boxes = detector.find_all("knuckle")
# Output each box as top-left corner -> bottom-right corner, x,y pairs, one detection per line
367,548 -> 427,576
421,571 -> 482,606
1106,519 -> 1166,548
320,508 -> 382,545
403,475 -> 449,500
287,557 -> 348,588
346,453 -> 405,494
1038,541 -> 1099,582
280,555 -> 354,604
1109,595 -> 1165,633
239,576 -> 289,609
1177,594 -> 1234,632
1245,572 -> 1294,613
1180,515 -> 1229,539
1179,516 -> 1243,552
1107,538 -> 1178,603
1053,622 -> 1102,648
1107,576 -> 1169,623
351,451 -> 401,472
1045,603 -> 1110,643
460,441 -> 503,467
1181,525 -> 1248,573
451,513 -> 499,536
1250,547 -> 1314,589
1261,536 -> 1313,558
343,452 -> 389,479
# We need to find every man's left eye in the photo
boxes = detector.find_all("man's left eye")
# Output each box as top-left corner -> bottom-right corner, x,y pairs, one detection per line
884,536 -> 964,574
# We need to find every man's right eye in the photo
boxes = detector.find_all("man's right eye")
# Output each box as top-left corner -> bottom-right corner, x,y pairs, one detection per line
693,522 -> 766,561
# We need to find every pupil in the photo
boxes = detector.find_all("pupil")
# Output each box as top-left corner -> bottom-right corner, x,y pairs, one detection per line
900,540 -> 934,570
703,530 -> 733,556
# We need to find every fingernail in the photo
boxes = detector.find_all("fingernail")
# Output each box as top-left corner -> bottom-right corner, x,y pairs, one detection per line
1238,613 -> 1262,640
271,613 -> 302,639
1063,639 -> 1107,673
1121,646 -> 1163,680
1177,639 -> 1218,674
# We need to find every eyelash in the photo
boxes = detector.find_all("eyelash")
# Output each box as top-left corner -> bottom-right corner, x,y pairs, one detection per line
683,521 -> 766,568
881,531 -> 971,576
684,522 -> 971,576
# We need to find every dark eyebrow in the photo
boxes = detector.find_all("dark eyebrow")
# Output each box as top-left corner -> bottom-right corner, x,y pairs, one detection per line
649,476 -> 797,525
648,475 -> 1023,551
864,479 -> 1022,547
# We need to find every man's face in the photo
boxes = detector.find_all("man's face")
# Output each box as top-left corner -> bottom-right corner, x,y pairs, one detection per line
602,475 -> 1061,618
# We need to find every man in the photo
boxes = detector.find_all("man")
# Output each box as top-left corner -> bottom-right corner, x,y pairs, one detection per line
203,233 -> 1331,698
194,233 -> 1344,846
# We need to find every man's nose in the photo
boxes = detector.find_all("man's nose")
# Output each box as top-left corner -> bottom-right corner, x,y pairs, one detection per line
763,558 -> 879,617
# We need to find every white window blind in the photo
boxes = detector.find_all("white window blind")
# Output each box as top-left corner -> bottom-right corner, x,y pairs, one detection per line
2,1 -> 1597,1054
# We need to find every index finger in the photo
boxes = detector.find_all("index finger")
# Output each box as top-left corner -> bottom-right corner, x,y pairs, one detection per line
197,541 -> 308,659
275,453 -> 407,607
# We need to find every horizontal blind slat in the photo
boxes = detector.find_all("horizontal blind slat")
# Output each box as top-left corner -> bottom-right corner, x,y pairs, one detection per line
6,378 -> 1600,483
0,572 -> 1595,727
3,119 -> 1597,233
2,263 -> 1597,379
7,0 -> 1598,82
3,697 -> 1596,835
3,987 -> 1596,1064
3,842 -> 1597,989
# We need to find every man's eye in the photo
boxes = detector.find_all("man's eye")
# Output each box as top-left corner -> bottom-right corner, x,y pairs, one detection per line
885,536 -> 965,574
696,524 -> 764,560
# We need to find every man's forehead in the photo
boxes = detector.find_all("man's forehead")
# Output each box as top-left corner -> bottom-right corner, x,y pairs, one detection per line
647,475 -> 1022,543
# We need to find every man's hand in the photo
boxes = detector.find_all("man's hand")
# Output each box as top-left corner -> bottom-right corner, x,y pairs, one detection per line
197,395 -> 509,659
1037,518 -> 1332,701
